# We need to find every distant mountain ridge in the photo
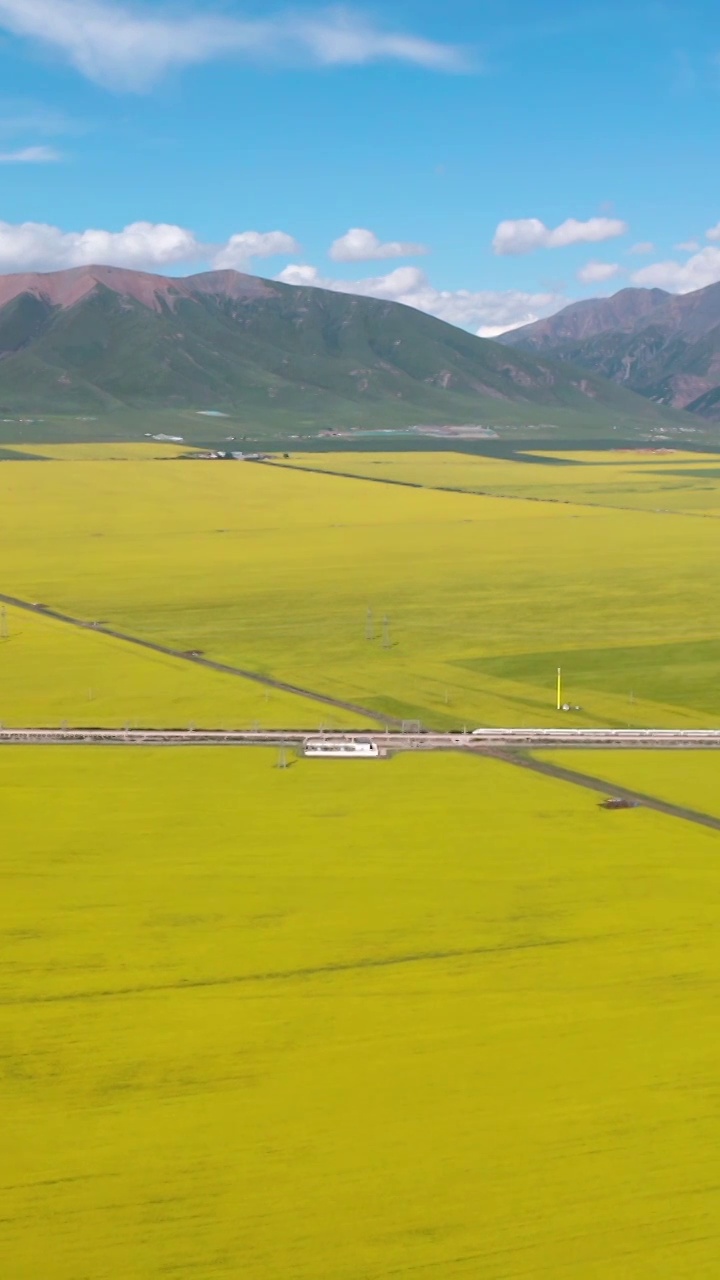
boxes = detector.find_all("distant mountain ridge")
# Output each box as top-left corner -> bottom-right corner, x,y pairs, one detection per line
499,281 -> 720,419
0,264 -> 692,435
0,264 -> 276,312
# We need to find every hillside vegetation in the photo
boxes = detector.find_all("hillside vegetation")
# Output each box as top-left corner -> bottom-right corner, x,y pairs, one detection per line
0,265 -> 692,436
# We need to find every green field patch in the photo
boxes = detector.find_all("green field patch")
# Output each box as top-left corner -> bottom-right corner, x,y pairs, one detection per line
458,638 -> 720,715
653,467 -> 720,478
0,446 -> 46,460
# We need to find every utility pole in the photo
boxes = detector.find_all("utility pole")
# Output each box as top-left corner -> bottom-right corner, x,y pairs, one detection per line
276,745 -> 289,769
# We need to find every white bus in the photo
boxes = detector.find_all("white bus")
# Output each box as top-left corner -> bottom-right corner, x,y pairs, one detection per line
303,736 -> 380,759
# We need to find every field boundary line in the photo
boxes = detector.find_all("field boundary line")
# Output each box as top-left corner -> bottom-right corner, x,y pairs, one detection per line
494,750 -> 720,832
265,459 -> 719,520
0,591 -> 397,727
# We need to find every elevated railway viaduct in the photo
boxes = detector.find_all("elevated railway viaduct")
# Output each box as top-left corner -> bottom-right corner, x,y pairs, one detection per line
2,728 -> 720,749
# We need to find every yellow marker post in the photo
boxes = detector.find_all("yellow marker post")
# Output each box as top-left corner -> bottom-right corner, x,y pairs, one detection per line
557,667 -> 562,711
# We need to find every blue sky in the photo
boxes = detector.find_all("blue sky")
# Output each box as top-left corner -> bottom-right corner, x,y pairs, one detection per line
0,0 -> 718,332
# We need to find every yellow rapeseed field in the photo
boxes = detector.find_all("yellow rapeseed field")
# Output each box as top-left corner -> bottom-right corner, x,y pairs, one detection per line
1,454 -> 720,727
542,748 -> 720,818
7,441 -> 200,460
2,746 -> 719,1278
0,603 -> 370,728
279,448 -> 720,514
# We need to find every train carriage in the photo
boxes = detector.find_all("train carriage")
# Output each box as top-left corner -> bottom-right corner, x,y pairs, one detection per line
303,736 -> 380,759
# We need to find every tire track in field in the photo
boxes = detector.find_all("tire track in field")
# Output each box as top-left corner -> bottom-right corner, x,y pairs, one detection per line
0,590 -> 396,727
494,750 -> 720,832
0,934 -> 598,1007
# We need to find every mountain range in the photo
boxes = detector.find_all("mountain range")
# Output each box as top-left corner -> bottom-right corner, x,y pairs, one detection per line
500,281 -> 720,420
0,264 -> 689,438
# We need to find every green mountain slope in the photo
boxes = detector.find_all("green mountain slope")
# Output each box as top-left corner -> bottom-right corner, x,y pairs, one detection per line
0,267 -> 695,437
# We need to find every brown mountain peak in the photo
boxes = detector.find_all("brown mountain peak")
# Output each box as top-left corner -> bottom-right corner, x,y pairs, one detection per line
0,263 -> 277,314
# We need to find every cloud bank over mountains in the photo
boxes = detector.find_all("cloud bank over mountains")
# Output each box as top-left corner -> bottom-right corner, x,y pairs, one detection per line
492,216 -> 628,256
631,246 -> 720,292
213,231 -> 301,270
3,210 -> 720,337
277,263 -> 563,335
329,228 -> 428,263
0,219 -> 299,273
577,261 -> 621,284
0,0 -> 466,91
0,214 -> 563,334
628,223 -> 720,292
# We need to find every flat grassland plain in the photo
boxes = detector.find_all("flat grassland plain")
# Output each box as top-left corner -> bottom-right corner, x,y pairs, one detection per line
3,748 -> 720,1279
2,445 -> 720,1278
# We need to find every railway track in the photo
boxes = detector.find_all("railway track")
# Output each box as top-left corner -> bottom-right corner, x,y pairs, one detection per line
0,592 -> 396,727
3,727 -> 718,830
1,728 -> 720,748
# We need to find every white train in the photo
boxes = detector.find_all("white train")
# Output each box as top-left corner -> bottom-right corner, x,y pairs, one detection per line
470,727 -> 720,740
303,736 -> 380,759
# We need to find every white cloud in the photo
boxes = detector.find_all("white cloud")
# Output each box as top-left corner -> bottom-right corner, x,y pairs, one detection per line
277,262 -> 566,334
631,246 -> 720,292
476,320 -> 537,339
0,219 -> 300,273
628,241 -> 654,255
0,220 -> 201,272
213,230 -> 300,270
676,239 -> 700,251
329,227 -> 428,262
0,0 -> 466,91
492,215 -> 628,256
576,260 -> 621,284
292,10 -> 466,70
0,144 -> 61,162
706,223 -> 720,242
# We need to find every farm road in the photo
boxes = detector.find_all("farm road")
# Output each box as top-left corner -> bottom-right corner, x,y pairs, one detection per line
0,590 -> 396,727
3,590 -> 719,833
501,751 -> 720,833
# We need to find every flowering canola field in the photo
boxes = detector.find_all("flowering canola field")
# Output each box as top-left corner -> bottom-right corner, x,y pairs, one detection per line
542,748 -> 720,819
0,602 -> 369,730
2,452 -> 720,728
2,747 -> 719,1279
280,448 -> 720,514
